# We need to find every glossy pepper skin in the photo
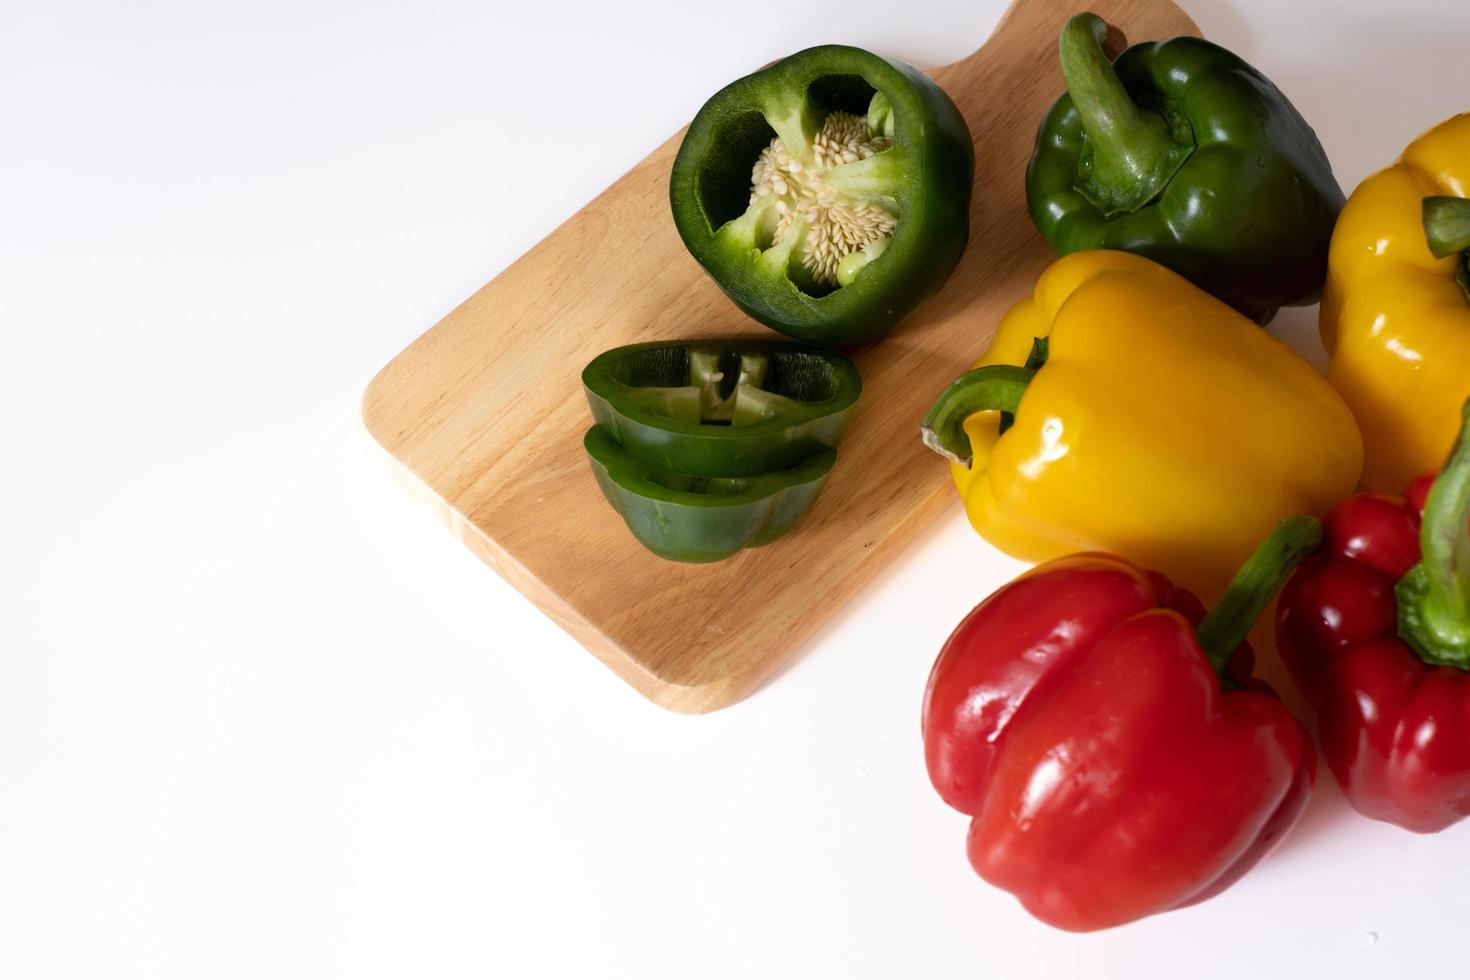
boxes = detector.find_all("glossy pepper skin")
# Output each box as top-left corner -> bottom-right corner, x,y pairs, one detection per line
583,426 -> 835,563
581,341 -> 860,562
1277,401 -> 1470,832
921,250 -> 1362,601
670,45 -> 973,347
923,519 -> 1320,932
582,341 -> 861,478
1027,14 -> 1344,322
1320,113 -> 1470,491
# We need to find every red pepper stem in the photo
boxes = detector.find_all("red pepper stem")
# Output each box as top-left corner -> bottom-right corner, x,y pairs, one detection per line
1417,399 -> 1470,646
1196,515 -> 1325,678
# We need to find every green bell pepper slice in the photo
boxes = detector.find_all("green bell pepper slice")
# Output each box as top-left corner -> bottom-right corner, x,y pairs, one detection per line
670,44 -> 974,347
1026,13 -> 1345,322
582,340 -> 861,478
584,426 -> 836,563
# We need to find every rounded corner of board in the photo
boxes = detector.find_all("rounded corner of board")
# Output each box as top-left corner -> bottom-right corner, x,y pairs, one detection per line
641,677 -> 758,716
631,656 -> 780,715
359,361 -> 402,450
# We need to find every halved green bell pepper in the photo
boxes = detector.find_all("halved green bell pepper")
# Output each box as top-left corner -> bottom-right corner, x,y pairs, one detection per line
584,426 -> 836,563
582,340 -> 861,477
670,44 -> 974,347
1026,13 -> 1345,322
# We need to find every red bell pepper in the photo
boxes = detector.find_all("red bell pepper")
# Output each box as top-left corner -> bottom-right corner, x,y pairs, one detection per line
922,518 -> 1321,932
1277,399 -> 1470,833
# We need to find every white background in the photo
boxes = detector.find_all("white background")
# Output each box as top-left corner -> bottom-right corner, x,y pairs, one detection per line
4,1 -> 1468,976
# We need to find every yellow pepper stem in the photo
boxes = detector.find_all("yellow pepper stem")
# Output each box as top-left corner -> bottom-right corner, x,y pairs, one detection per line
1196,515 -> 1324,679
1423,196 -> 1470,258
920,365 -> 1034,468
1396,398 -> 1470,669
1423,196 -> 1470,306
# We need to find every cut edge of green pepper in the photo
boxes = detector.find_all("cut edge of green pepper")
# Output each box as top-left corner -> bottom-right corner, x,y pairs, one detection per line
584,425 -> 836,509
709,79 -> 910,295
684,48 -> 928,294
670,44 -> 974,346
584,424 -> 837,562
582,341 -> 862,437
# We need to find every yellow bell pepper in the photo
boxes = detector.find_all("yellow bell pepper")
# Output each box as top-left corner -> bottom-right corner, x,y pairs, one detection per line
1321,113 -> 1470,491
922,250 -> 1362,600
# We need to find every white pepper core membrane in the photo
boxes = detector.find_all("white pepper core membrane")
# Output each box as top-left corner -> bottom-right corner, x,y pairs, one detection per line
749,110 -> 897,287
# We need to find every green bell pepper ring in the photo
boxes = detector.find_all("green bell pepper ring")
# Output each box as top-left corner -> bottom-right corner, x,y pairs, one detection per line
582,340 -> 861,478
670,44 -> 974,347
584,426 -> 836,563
1026,13 -> 1345,322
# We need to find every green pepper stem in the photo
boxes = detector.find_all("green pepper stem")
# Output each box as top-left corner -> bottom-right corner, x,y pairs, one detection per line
1414,399 -> 1470,648
1196,515 -> 1324,678
999,336 -> 1051,435
1423,196 -> 1470,258
1058,13 -> 1192,216
919,364 -> 1034,468
1426,197 -> 1470,305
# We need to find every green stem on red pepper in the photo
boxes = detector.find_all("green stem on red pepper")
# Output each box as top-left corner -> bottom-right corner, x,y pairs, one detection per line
1396,398 -> 1470,669
920,364 -> 1035,467
1058,12 -> 1194,217
1196,515 -> 1324,679
1423,196 -> 1470,305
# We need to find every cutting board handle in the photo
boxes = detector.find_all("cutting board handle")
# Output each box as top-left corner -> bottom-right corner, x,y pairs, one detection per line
362,0 -> 1203,713
941,0 -> 1193,73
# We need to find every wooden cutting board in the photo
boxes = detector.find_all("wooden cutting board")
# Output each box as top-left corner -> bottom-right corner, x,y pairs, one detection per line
362,0 -> 1199,713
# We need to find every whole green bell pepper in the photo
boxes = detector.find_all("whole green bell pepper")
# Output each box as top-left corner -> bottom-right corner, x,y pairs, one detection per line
584,426 -> 836,563
1026,13 -> 1345,322
670,45 -> 973,347
582,340 -> 861,477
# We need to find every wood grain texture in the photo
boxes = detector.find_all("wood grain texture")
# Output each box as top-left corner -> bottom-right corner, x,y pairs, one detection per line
362,0 -> 1200,713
